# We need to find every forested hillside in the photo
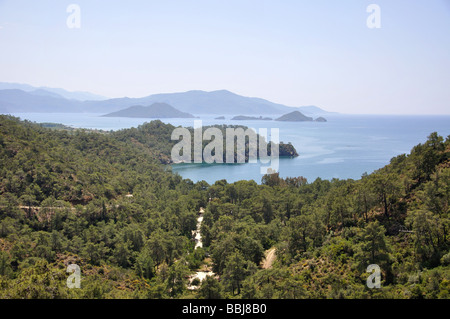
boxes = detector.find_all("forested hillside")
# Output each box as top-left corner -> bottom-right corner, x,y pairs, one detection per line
0,115 -> 449,299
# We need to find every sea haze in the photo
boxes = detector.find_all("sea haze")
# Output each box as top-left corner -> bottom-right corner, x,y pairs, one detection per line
9,112 -> 450,185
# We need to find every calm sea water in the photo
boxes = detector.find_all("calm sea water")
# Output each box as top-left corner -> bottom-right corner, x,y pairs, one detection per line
10,112 -> 450,185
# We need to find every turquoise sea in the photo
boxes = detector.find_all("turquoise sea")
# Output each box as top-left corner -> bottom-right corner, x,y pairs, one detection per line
9,112 -> 450,185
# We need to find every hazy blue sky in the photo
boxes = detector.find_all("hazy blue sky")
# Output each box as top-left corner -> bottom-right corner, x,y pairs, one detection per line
0,0 -> 449,114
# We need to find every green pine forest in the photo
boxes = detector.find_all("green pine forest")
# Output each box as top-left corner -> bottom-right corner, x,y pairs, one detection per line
0,115 -> 449,299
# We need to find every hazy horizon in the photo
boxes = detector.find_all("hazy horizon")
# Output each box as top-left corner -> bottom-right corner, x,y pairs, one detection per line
1,0 -> 449,115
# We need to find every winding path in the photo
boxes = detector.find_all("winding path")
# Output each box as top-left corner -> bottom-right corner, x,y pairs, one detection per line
262,247 -> 276,269
188,207 -> 215,289
194,207 -> 204,249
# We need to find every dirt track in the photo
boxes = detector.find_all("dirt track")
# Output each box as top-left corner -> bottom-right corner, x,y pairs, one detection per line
262,248 -> 276,269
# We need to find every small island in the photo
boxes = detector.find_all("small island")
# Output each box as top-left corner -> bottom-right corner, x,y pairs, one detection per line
315,117 -> 327,122
102,102 -> 195,118
215,116 -> 226,120
278,142 -> 299,158
275,111 -> 314,122
231,115 -> 273,121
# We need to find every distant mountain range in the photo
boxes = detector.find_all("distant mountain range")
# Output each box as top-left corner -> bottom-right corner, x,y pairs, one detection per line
102,103 -> 195,119
0,82 -> 107,101
0,82 -> 332,116
0,89 -> 81,113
